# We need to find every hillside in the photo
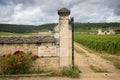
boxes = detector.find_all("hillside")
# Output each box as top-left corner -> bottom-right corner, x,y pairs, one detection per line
0,23 -> 56,33
0,23 -> 120,33
33,23 -> 57,32
74,23 -> 120,34
0,24 -> 35,33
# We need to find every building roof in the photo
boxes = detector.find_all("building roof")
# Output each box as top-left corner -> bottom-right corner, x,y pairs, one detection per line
0,36 -> 56,44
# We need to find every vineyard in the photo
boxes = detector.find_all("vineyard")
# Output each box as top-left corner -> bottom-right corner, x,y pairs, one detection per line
74,34 -> 120,55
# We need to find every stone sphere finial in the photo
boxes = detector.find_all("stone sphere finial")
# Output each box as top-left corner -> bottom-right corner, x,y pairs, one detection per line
58,8 -> 70,16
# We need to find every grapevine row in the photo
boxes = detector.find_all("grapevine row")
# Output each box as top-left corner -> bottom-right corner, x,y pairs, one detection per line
74,34 -> 120,54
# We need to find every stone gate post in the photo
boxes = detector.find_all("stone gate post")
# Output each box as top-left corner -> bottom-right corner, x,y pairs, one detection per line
58,8 -> 72,67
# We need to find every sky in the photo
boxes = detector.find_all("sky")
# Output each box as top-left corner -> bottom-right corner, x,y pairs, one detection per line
0,0 -> 120,25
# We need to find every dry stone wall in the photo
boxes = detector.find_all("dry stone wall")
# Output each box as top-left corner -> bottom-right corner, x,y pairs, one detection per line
0,36 -> 60,70
33,57 -> 59,71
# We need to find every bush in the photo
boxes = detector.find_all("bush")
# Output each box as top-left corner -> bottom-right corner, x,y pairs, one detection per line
61,65 -> 80,78
0,50 -> 39,75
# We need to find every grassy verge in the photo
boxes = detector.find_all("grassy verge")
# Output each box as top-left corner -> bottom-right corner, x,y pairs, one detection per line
75,42 -> 98,54
61,65 -> 81,78
0,72 -> 53,77
74,46 -> 85,54
101,55 -> 120,69
89,65 -> 109,73
114,62 -> 120,69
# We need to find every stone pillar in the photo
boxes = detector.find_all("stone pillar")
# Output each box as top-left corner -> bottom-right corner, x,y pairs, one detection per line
58,8 -> 72,67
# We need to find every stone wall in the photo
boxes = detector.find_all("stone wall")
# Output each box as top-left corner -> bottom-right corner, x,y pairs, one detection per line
0,43 -> 58,55
0,43 -> 60,70
0,44 -> 38,55
33,57 -> 59,71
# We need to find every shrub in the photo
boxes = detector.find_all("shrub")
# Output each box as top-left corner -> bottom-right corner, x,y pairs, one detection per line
0,50 -> 39,75
61,65 -> 80,78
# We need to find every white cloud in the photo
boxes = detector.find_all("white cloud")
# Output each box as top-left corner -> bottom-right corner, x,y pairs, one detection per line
0,0 -> 120,25
106,16 -> 120,22
71,2 -> 113,22
10,6 -> 44,24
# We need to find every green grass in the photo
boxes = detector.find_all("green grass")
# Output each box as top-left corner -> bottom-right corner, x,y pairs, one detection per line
61,65 -> 81,78
89,65 -> 109,73
0,32 -> 53,36
101,55 -> 119,62
101,55 -> 120,69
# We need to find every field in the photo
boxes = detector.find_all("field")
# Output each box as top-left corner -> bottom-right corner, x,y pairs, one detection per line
74,33 -> 120,55
0,32 -> 53,36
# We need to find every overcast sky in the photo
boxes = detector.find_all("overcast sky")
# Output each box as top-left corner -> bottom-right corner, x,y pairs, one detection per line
0,0 -> 120,25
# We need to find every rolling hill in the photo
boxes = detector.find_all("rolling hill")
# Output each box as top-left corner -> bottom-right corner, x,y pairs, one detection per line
0,23 -> 120,34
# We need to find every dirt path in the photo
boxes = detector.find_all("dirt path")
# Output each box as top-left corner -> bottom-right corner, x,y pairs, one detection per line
74,50 -> 94,73
74,42 -> 120,73
74,42 -> 120,79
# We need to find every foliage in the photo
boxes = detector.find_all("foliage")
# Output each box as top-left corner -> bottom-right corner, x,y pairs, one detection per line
74,22 -> 120,34
74,34 -> 120,54
34,23 -> 57,31
61,65 -> 80,78
0,22 -> 120,34
0,50 -> 39,75
0,23 -> 56,33
0,24 -> 35,33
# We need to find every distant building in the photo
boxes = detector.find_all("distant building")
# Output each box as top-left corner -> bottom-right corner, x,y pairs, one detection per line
98,28 -> 115,35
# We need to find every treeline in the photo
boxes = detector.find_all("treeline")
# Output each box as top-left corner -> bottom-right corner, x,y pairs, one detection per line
0,23 -> 120,33
74,22 -> 120,34
0,24 -> 35,33
74,22 -> 120,30
0,23 -> 56,33
33,23 -> 57,32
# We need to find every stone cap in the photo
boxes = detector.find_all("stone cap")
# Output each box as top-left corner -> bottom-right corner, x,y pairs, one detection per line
58,8 -> 70,16
0,36 -> 56,44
